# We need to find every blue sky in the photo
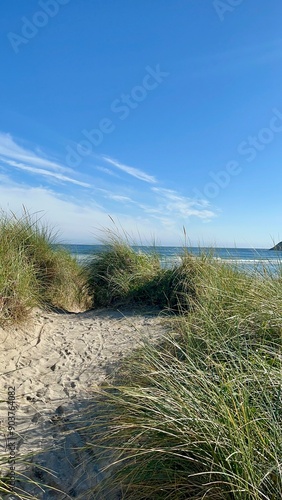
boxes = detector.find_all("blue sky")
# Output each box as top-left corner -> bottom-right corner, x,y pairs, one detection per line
1,0 -> 282,247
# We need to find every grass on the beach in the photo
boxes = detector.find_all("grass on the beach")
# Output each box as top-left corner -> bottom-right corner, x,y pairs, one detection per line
84,237 -> 200,311
0,211 -> 90,324
88,256 -> 282,499
1,223 -> 282,499
85,239 -> 162,307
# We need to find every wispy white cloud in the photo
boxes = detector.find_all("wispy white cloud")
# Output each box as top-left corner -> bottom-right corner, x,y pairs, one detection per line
94,183 -> 215,223
102,155 -> 157,184
96,166 -> 120,178
1,158 -> 91,188
94,167 -> 216,222
106,194 -> 134,203
0,133 -> 217,242
151,187 -> 216,220
0,132 -> 72,174
97,188 -> 134,203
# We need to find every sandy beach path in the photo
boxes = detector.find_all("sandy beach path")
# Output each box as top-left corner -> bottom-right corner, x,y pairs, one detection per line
0,307 -> 168,499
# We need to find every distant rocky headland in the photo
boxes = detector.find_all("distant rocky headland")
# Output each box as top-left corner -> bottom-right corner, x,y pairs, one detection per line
270,242 -> 282,250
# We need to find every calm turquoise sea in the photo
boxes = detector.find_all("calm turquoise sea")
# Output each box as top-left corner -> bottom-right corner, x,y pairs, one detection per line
57,244 -> 282,274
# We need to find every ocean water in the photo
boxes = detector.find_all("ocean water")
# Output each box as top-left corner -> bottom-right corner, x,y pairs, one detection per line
57,244 -> 282,275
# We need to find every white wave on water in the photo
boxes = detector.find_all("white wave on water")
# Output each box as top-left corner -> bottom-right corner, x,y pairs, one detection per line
214,257 -> 282,264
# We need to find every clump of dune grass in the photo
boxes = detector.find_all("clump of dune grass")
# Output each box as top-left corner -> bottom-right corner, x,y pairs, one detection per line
84,237 -> 167,308
0,210 -> 90,324
84,235 -> 204,311
88,256 -> 282,499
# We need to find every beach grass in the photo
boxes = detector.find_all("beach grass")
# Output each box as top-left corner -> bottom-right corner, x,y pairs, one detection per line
1,224 -> 282,499
87,256 -> 282,499
0,210 -> 90,325
84,238 -> 203,311
84,238 -> 162,307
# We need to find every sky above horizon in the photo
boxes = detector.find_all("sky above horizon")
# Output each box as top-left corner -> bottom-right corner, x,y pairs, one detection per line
1,0 -> 282,247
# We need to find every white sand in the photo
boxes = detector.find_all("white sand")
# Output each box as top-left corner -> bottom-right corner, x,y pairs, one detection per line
0,307 -> 168,499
